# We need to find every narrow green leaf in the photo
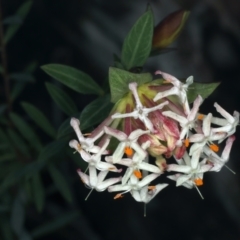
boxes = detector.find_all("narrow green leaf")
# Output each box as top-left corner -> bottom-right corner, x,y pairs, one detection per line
41,64 -> 104,95
48,164 -> 72,203
0,161 -> 45,192
31,211 -> 79,238
11,82 -> 26,101
187,82 -> 220,103
80,95 -> 113,130
4,1 -> 32,43
7,129 -> 30,157
10,112 -> 42,151
45,82 -> 78,116
10,72 -> 35,82
109,67 -> 152,103
121,8 -> 154,70
37,140 -> 67,162
32,173 -> 45,212
21,102 -> 56,138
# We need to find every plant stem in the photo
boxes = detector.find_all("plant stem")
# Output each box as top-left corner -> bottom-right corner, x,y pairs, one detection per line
0,0 -> 11,113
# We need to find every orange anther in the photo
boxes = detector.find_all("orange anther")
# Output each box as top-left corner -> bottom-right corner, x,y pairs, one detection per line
124,147 -> 134,157
114,193 -> 123,200
77,143 -> 82,151
209,144 -> 219,152
148,186 -> 156,190
194,178 -> 203,186
198,114 -> 204,120
133,170 -> 142,179
83,133 -> 91,136
184,138 -> 190,147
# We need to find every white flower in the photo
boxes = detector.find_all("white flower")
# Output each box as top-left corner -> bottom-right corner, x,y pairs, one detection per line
189,113 -> 226,155
203,135 -> 236,172
77,167 -> 121,192
167,149 -> 212,188
112,82 -> 169,133
108,173 -> 161,199
162,95 -> 203,146
104,127 -> 149,163
106,141 -> 162,185
211,103 -> 239,142
131,183 -> 168,203
153,71 -> 193,114
70,138 -> 120,172
70,117 -> 105,155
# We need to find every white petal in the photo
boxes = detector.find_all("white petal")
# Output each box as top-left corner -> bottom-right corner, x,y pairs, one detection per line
138,162 -> 162,173
77,169 -> 90,186
108,184 -> 130,192
112,142 -> 126,163
202,113 -> 212,136
167,164 -> 191,173
122,168 -> 134,185
89,166 -> 97,187
104,126 -> 127,141
96,177 -> 122,192
131,190 -> 141,202
137,173 -> 160,188
176,174 -> 191,186
162,111 -> 188,125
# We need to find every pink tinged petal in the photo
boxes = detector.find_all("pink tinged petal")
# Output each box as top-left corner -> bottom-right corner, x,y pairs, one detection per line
131,190 -> 142,202
70,118 -> 84,142
153,87 -> 179,102
214,103 -> 235,123
108,184 -> 131,192
139,162 -> 162,173
222,135 -> 235,161
202,113 -> 212,136
143,101 -> 169,114
155,70 -> 181,87
104,126 -> 127,141
129,82 -> 141,107
167,164 -> 191,173
96,177 -> 122,192
138,173 -> 160,188
77,169 -> 90,186
128,129 -> 150,141
89,166 -> 98,187
122,168 -> 133,185
112,111 -> 138,119
189,134 -> 205,143
112,142 -> 126,163
176,174 -> 191,186
188,95 -> 203,121
87,130 -> 104,145
142,117 -> 155,133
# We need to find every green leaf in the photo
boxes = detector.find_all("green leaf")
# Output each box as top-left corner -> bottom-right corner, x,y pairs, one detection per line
32,173 -> 45,212
0,161 -> 45,192
10,72 -> 35,82
80,94 -> 113,130
31,211 -> 79,238
4,1 -> 32,43
7,129 -> 30,157
21,102 -> 56,138
41,64 -> 104,95
109,67 -> 152,103
187,82 -> 220,103
9,112 -> 42,151
11,82 -> 26,101
48,164 -> 72,203
45,82 -> 78,116
37,140 -> 67,162
121,8 -> 154,70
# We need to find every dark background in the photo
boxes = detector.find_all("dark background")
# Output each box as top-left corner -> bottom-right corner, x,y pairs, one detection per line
1,0 -> 240,239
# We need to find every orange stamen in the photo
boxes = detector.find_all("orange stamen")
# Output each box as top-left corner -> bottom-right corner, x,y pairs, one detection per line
194,178 -> 203,186
77,143 -> 82,151
184,138 -> 190,147
148,186 -> 156,190
114,193 -> 123,200
197,114 -> 204,120
209,144 -> 219,152
124,147 -> 134,157
133,170 -> 142,179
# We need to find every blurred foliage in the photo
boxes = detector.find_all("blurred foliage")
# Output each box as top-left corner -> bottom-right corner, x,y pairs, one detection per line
0,1 -> 220,239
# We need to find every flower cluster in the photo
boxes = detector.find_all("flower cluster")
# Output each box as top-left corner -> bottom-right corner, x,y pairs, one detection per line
69,70 -> 238,203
